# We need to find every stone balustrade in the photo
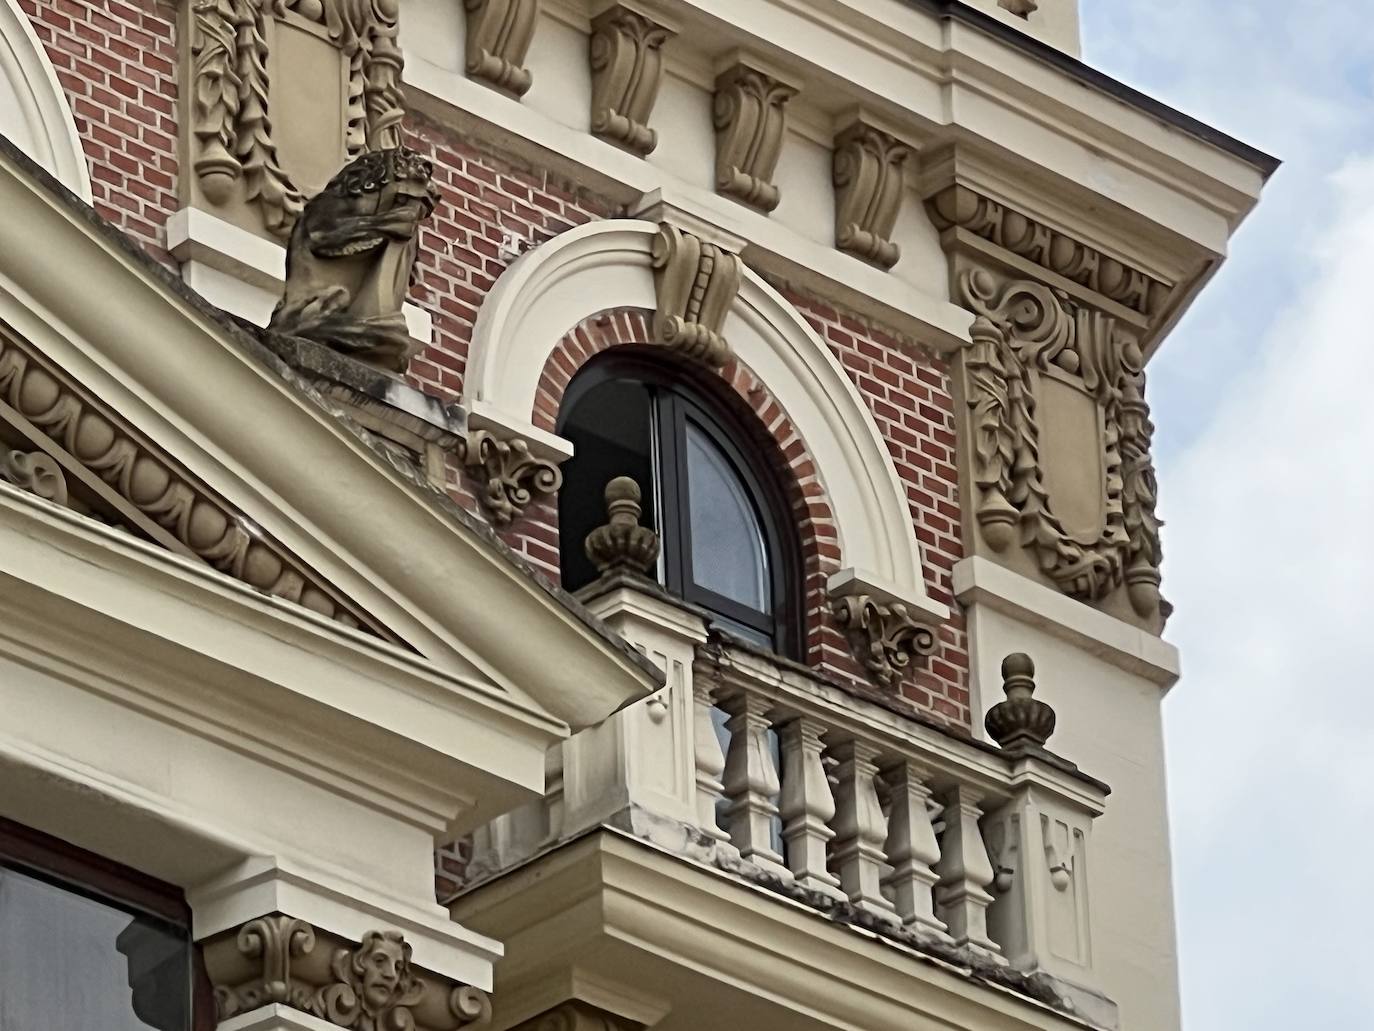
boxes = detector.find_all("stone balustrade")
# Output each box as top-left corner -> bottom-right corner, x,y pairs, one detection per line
460,576 -> 1115,1024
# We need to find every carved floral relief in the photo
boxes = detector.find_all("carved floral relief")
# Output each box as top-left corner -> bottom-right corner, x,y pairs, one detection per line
189,0 -> 406,237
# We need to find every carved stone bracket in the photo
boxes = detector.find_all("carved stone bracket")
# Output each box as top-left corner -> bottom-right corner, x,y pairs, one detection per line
589,6 -> 674,156
189,0 -> 406,237
208,918 -> 492,1031
0,448 -> 68,505
712,62 -> 796,212
460,429 -> 563,527
926,185 -> 1171,318
463,0 -> 540,96
999,0 -> 1038,16
650,222 -> 742,367
833,120 -> 912,270
510,1000 -> 643,1031
268,147 -> 440,374
956,268 -> 1165,620
0,326 -> 391,637
831,594 -> 938,687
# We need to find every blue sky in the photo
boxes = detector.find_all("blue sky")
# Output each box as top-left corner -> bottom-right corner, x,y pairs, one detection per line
1080,3 -> 1374,1027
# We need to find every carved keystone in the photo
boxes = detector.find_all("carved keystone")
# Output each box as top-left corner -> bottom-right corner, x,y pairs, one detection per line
585,476 -> 660,576
833,121 -> 911,270
831,594 -> 938,687
463,0 -> 539,96
460,429 -> 563,527
589,5 -> 674,156
208,919 -> 491,1031
651,223 -> 742,367
712,62 -> 796,212
984,652 -> 1056,754
268,148 -> 440,374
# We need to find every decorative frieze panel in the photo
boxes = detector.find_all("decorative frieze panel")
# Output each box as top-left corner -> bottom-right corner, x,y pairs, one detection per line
460,428 -> 563,526
956,268 -> 1165,622
927,185 -> 1171,318
650,222 -> 742,368
188,0 -> 406,237
832,121 -> 911,270
589,5 -> 673,156
463,0 -> 539,96
712,62 -> 796,212
0,326 -> 394,637
831,594 -> 938,687
268,147 -> 440,373
208,917 -> 491,1031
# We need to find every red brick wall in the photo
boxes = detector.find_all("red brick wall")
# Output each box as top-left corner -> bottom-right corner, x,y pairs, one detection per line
15,2 -> 969,725
22,0 -> 178,263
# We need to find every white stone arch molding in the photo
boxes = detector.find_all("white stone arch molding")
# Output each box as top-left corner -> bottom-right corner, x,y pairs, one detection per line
0,0 -> 91,201
464,218 -> 950,625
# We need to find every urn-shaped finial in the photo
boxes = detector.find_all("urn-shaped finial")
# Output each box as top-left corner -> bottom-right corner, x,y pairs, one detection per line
984,652 -> 1056,753
584,476 -> 660,576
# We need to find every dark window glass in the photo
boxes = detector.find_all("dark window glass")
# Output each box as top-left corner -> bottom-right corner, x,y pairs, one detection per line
558,354 -> 799,657
0,863 -> 193,1031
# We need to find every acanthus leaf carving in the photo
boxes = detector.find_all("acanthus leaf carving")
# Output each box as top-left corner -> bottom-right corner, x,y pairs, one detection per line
957,267 -> 1165,620
831,594 -> 938,688
463,0 -> 539,96
650,222 -> 741,367
588,6 -> 673,156
832,121 -> 911,270
189,0 -> 407,237
712,63 -> 796,212
460,429 -> 563,527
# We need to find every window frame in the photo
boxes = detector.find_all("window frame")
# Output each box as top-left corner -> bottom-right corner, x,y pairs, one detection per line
558,351 -> 803,658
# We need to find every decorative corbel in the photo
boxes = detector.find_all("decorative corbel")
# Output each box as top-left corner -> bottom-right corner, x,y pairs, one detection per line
0,449 -> 68,505
650,222 -> 742,367
463,0 -> 540,96
460,428 -> 563,526
831,594 -> 938,687
712,61 -> 796,212
589,5 -> 674,156
585,476 -> 660,576
832,120 -> 912,270
209,920 -> 491,1031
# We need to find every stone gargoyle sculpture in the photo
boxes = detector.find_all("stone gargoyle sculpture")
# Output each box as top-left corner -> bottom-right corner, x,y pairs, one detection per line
268,147 -> 440,374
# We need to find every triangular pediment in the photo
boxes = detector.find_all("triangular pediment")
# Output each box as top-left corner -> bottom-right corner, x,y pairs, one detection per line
0,136 -> 658,732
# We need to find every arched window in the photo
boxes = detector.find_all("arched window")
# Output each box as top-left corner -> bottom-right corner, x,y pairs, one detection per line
558,351 -> 801,658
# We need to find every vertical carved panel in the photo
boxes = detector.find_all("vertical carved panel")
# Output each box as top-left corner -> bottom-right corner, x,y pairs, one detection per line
463,0 -> 539,96
589,5 -> 673,156
832,121 -> 911,270
712,62 -> 795,212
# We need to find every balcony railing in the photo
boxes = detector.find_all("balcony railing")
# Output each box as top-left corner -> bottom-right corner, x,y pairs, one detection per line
458,574 -> 1114,1025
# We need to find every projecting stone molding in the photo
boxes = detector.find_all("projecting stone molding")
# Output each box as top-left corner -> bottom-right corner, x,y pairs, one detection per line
589,4 -> 675,156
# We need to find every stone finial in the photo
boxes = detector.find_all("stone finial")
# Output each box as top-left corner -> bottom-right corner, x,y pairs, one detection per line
585,476 -> 660,576
984,653 -> 1056,753
268,147 -> 439,373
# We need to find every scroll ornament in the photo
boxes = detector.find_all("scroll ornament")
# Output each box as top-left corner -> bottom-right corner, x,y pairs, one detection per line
0,449 -> 68,506
268,147 -> 440,373
959,269 -> 1164,619
713,64 -> 796,212
651,223 -> 742,368
831,594 -> 938,687
460,429 -> 563,527
589,6 -> 673,156
833,122 -> 910,270
190,0 -> 406,237
214,921 -> 492,1031
463,0 -> 539,96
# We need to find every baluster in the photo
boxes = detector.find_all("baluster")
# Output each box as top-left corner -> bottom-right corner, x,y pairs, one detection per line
721,692 -> 787,874
934,784 -> 1002,959
829,739 -> 897,920
778,717 -> 843,899
692,682 -> 729,841
881,760 -> 948,936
